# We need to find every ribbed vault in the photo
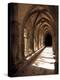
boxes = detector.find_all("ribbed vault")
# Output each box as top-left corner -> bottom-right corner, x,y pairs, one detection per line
24,5 -> 56,57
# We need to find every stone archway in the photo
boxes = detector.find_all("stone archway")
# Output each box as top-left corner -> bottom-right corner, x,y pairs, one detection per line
23,5 -> 55,57
44,33 -> 52,47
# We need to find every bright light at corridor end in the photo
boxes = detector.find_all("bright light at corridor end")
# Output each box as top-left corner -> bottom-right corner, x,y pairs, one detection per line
32,47 -> 56,70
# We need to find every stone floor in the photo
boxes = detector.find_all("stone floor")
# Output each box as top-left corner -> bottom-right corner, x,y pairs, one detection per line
15,47 -> 55,76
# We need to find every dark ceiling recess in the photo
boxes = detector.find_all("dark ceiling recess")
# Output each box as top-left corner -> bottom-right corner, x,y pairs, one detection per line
44,33 -> 52,47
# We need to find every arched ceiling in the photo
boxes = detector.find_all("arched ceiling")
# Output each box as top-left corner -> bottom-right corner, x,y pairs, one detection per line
23,5 -> 57,43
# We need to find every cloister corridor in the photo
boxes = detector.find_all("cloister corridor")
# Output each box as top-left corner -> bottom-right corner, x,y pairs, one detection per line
8,3 -> 58,76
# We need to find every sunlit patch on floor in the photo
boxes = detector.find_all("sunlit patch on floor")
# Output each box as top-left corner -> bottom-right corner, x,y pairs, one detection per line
26,47 -> 44,60
32,47 -> 55,70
